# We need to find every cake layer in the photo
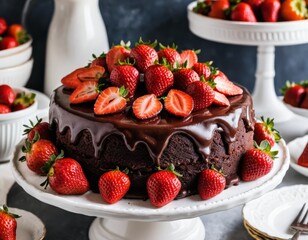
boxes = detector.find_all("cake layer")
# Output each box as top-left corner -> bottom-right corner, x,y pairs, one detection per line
49,85 -> 255,199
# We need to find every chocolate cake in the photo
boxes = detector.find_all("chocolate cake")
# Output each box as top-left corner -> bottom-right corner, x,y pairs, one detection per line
49,84 -> 255,199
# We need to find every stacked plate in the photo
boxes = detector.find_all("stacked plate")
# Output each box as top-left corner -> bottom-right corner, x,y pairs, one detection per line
0,36 -> 33,87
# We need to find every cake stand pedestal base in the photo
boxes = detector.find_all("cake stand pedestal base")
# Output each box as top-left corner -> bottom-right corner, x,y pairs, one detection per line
88,217 -> 206,240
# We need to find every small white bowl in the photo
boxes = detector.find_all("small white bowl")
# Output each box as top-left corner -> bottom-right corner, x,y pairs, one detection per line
0,46 -> 32,69
0,87 -> 48,162
287,135 -> 308,177
0,58 -> 33,87
0,37 -> 32,58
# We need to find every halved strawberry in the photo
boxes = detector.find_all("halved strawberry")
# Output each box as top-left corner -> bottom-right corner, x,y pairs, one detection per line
180,49 -> 200,68
69,81 -> 99,104
164,89 -> 194,117
94,86 -> 128,115
61,68 -> 85,89
90,53 -> 107,69
212,91 -> 230,107
132,94 -> 163,120
212,71 -> 243,96
106,41 -> 131,73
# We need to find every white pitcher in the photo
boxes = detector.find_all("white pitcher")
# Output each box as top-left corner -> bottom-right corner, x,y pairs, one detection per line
44,0 -> 109,96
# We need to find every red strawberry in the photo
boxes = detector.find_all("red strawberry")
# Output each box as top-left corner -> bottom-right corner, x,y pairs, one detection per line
0,17 -> 7,35
61,66 -> 105,89
157,43 -> 181,68
23,117 -> 51,142
192,62 -> 211,80
254,116 -> 281,147
0,84 -> 16,106
282,83 -> 305,107
110,62 -> 140,97
198,168 -> 226,200
69,81 -> 99,104
12,91 -> 36,111
208,0 -> 230,19
133,94 -> 163,120
0,104 -> 11,114
98,168 -> 131,204
90,53 -> 107,69
173,68 -> 200,91
41,152 -> 89,195
129,39 -> 158,73
298,143 -> 308,168
280,0 -> 307,21
300,88 -> 308,109
240,140 -> 278,181
0,205 -> 20,240
106,42 -> 131,73
0,36 -> 18,50
212,71 -> 243,96
212,91 -> 230,107
164,89 -> 194,117
230,3 -> 257,22
244,0 -> 263,19
147,164 -> 182,208
144,64 -> 174,96
94,86 -> 128,115
186,80 -> 215,111
180,49 -> 200,68
19,136 -> 59,175
261,0 -> 281,22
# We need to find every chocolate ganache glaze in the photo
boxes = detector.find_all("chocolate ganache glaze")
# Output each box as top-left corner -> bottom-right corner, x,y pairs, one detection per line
49,85 -> 255,199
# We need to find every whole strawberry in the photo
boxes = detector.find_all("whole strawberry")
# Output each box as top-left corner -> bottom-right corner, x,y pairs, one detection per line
110,60 -> 140,97
0,84 -> 16,106
186,79 -> 215,111
41,151 -> 89,195
198,168 -> 226,200
12,91 -> 36,111
173,68 -> 200,91
23,117 -> 51,142
144,64 -> 174,96
0,205 -> 20,240
157,43 -> 181,69
192,62 -> 212,80
129,38 -> 158,73
98,168 -> 131,204
180,49 -> 200,68
0,104 -> 11,114
254,116 -> 281,147
240,140 -> 278,181
19,134 -> 58,175
147,164 -> 182,208
230,2 -> 257,22
106,41 -> 131,73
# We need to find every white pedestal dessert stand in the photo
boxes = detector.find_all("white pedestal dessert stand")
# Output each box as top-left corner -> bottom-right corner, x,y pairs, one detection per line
188,3 -> 308,140
11,140 -> 289,240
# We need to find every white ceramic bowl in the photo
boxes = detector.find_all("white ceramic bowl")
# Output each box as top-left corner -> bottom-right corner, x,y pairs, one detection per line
0,58 -> 33,87
0,46 -> 32,69
0,87 -> 48,162
0,37 -> 32,58
278,96 -> 308,118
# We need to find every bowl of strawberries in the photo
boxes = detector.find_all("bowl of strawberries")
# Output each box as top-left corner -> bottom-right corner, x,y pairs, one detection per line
0,84 -> 46,162
281,80 -> 308,118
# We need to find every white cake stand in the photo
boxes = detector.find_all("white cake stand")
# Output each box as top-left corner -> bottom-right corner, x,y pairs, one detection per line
11,139 -> 289,240
188,2 -> 308,125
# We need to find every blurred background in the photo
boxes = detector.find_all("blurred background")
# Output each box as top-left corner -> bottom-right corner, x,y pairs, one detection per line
0,0 -> 307,95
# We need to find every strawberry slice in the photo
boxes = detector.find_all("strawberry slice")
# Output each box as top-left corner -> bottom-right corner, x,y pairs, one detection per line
212,91 -> 230,107
94,86 -> 128,115
77,66 -> 105,82
212,71 -> 243,96
165,89 -> 194,117
133,94 -> 163,120
298,143 -> 308,168
69,81 -> 99,104
180,49 -> 200,68
61,68 -> 85,89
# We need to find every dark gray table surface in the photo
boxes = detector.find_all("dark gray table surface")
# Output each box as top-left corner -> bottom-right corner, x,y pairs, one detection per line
7,165 -> 307,240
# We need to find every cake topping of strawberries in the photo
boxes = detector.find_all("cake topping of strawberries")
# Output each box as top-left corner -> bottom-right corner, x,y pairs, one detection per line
133,94 -> 163,120
173,68 -> 200,91
164,89 -> 194,117
157,43 -> 181,69
212,71 -> 243,96
212,90 -> 230,107
192,62 -> 212,80
144,63 -> 174,97
254,116 -> 281,147
106,41 -> 131,73
180,49 -> 200,68
94,86 -> 128,115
